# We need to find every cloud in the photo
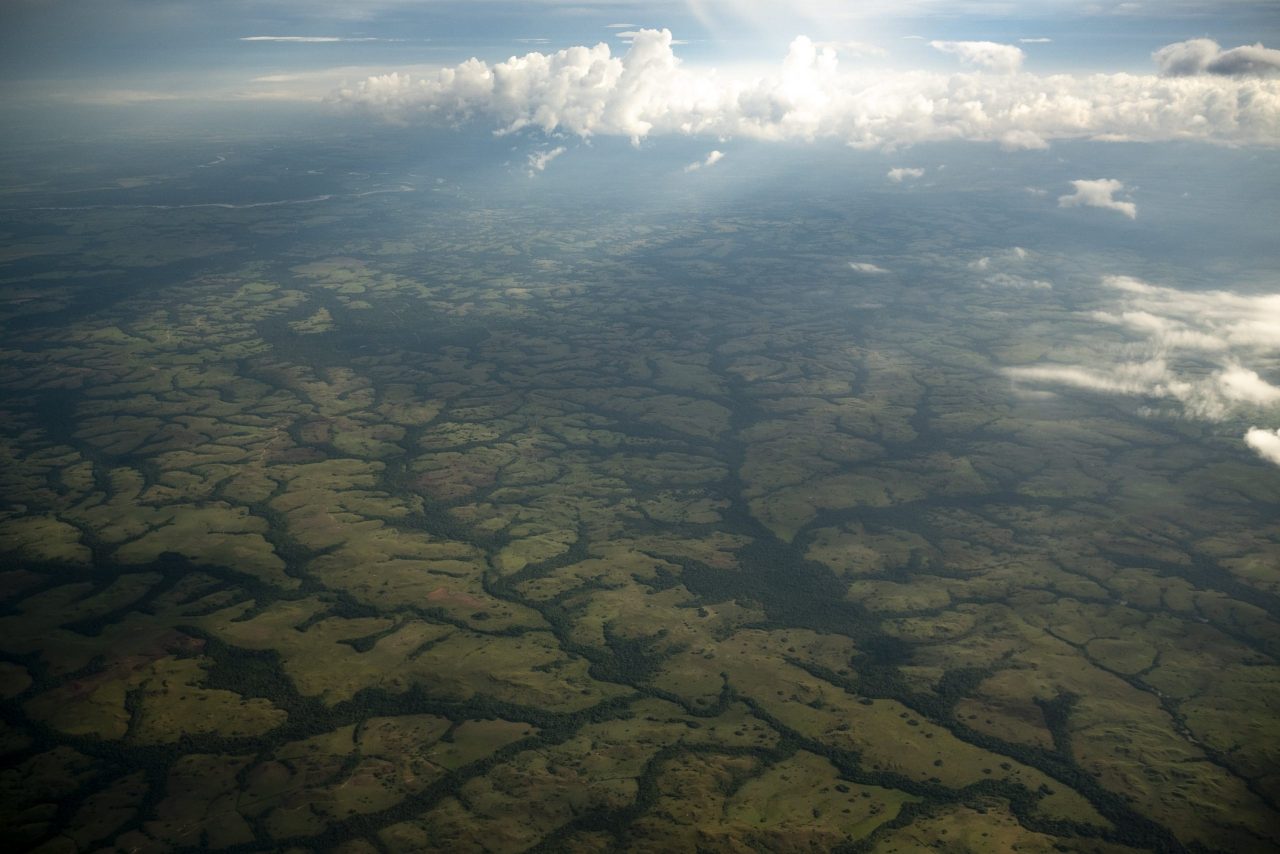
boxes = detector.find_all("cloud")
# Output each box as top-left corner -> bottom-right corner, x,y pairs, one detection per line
969,246 -> 1029,271
58,88 -> 185,105
1019,38 -> 1053,44
684,149 -> 725,172
1006,275 -> 1280,463
813,40 -> 887,59
1058,178 -> 1136,219
606,23 -> 637,29
1245,428 -> 1280,466
999,129 -> 1049,151
887,167 -> 925,182
849,261 -> 889,274
241,35 -> 382,43
615,30 -> 687,45
1154,38 -> 1280,77
984,273 -> 1052,290
1218,365 -> 1280,406
332,29 -> 1280,149
929,40 -> 1025,73
526,145 -> 566,175
969,247 -> 1049,289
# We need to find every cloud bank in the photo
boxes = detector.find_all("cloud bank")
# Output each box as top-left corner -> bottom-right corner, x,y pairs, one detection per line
929,40 -> 1024,73
331,30 -> 1280,148
1154,39 -> 1280,78
1058,179 -> 1136,219
1006,275 -> 1280,466
243,35 -> 383,43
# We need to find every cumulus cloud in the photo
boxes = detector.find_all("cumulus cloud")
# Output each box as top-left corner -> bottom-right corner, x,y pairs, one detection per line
849,262 -> 889,274
970,246 -> 1029,271
332,30 -> 1280,149
684,149 -> 725,172
929,40 -> 1025,73
1006,275 -> 1280,464
1154,38 -> 1280,77
1219,366 -> 1280,406
526,146 -> 566,175
887,167 -> 925,182
1245,428 -> 1280,466
1058,179 -> 1136,219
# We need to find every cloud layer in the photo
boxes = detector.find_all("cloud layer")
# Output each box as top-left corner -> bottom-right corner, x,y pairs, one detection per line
332,30 -> 1280,148
1245,428 -> 1280,465
1154,39 -> 1280,78
1006,276 -> 1280,466
242,35 -> 385,43
929,40 -> 1025,73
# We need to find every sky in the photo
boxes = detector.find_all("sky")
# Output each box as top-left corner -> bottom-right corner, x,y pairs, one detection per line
2,0 -> 1279,109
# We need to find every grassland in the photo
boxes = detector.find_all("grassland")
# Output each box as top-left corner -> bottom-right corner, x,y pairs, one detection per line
0,148 -> 1277,852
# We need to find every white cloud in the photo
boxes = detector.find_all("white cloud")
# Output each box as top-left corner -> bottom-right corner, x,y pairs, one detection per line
1218,365 -> 1280,406
929,40 -> 1025,73
242,35 -> 382,43
684,149 -> 725,172
813,40 -> 887,59
1006,275 -> 1280,463
526,145 -> 566,175
999,129 -> 1049,151
1020,38 -> 1053,44
1058,178 -> 1136,219
1154,39 -> 1280,77
969,247 -> 1047,289
332,30 -> 1280,149
606,23 -> 637,29
887,167 -> 925,182
615,30 -> 687,45
969,246 -> 1030,271
849,261 -> 889,274
984,273 -> 1052,290
59,88 -> 185,105
1245,427 -> 1280,466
